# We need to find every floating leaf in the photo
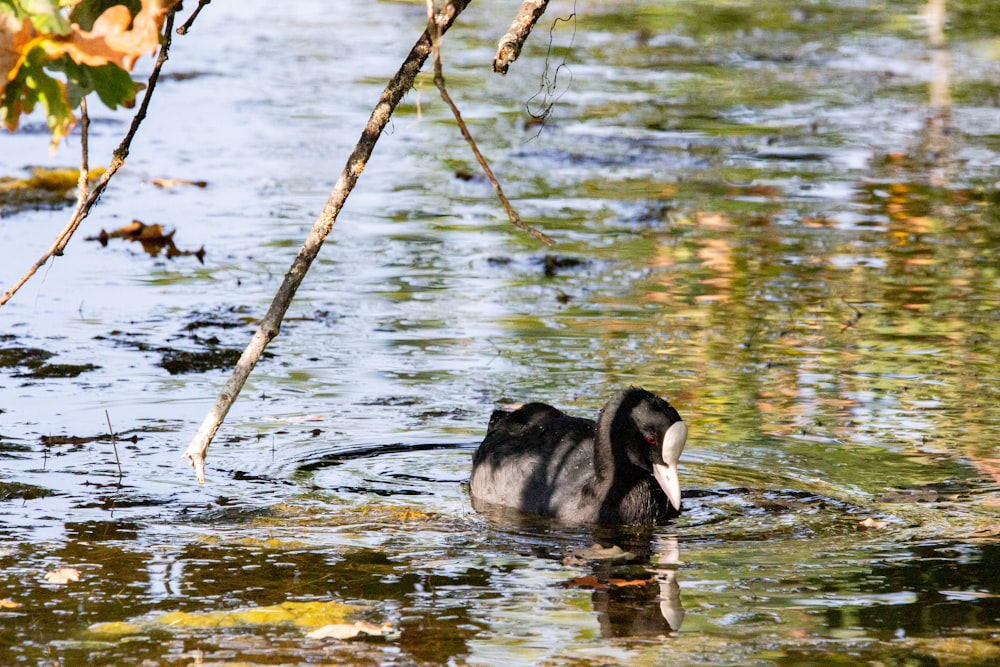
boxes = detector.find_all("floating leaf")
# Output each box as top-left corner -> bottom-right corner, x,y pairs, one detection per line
44,566 -> 81,584
147,177 -> 208,188
306,621 -> 394,640
86,219 -> 205,262
564,544 -> 635,562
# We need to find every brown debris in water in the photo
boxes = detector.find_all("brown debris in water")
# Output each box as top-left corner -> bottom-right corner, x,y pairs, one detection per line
87,219 -> 205,263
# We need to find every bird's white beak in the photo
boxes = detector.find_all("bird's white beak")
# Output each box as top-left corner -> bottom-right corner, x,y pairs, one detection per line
652,421 -> 687,511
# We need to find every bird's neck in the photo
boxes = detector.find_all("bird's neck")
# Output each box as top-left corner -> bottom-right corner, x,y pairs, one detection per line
593,393 -> 633,485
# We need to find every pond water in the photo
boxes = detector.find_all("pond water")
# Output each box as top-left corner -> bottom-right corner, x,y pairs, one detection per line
2,0 -> 999,664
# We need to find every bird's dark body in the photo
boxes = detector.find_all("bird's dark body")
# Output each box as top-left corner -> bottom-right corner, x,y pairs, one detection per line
470,388 -> 683,525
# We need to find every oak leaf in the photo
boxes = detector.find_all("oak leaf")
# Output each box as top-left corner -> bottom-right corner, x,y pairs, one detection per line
40,0 -> 180,71
0,11 -> 33,99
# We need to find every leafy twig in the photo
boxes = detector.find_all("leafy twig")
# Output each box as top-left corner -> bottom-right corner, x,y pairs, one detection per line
0,10 -> 180,308
426,1 -> 554,246
181,0 -> 475,483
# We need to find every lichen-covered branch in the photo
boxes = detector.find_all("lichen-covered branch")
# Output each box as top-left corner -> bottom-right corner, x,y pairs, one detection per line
493,0 -> 549,74
181,0 -> 474,482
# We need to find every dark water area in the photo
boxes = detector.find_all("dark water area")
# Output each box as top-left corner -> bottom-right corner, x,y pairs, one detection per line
1,0 -> 999,664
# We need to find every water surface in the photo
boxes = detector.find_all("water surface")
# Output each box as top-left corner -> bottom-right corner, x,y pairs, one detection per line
1,0 -> 999,664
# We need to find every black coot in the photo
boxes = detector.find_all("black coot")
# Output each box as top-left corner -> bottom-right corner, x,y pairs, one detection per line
470,387 -> 687,525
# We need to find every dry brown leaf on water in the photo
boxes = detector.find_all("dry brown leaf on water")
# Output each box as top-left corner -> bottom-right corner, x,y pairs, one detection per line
261,415 -> 325,424
0,598 -> 21,608
87,220 -> 173,244
147,178 -> 208,188
859,517 -> 888,529
567,575 -> 654,589
306,621 -> 393,640
44,567 -> 81,584
562,544 -> 635,566
572,544 -> 635,561
86,219 -> 205,262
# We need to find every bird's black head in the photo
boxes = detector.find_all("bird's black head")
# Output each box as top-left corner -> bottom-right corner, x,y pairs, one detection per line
602,387 -> 687,511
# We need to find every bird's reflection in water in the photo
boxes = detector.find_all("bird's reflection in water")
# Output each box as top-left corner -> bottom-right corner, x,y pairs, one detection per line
564,532 -> 684,637
473,501 -> 684,637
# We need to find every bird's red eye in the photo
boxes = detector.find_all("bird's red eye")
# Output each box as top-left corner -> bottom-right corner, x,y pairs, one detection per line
645,435 -> 656,446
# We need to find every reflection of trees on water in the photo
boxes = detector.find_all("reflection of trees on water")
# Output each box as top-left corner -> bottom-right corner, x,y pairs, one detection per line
547,0 -> 1000,495
924,0 -> 952,186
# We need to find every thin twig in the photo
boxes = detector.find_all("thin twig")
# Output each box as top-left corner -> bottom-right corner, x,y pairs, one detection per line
840,298 -> 863,332
493,0 -> 549,74
525,9 -> 576,126
176,0 -> 211,35
0,10 -> 179,308
181,0 -> 474,483
105,410 -> 123,479
426,0 -> 554,246
73,97 -> 90,216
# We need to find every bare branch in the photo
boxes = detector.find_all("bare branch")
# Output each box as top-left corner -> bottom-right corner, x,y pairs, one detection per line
180,0 -> 474,482
426,1 -> 554,246
105,409 -> 123,480
493,0 -> 549,75
0,10 -> 180,308
73,98 -> 90,215
176,0 -> 211,35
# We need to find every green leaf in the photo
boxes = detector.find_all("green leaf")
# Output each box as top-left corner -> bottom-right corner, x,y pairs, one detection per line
0,1 -> 26,20
17,0 -> 70,34
49,55 -> 139,110
69,0 -> 141,31
0,70 -> 32,130
90,62 -> 139,109
31,72 -> 72,141
6,46 -> 74,141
